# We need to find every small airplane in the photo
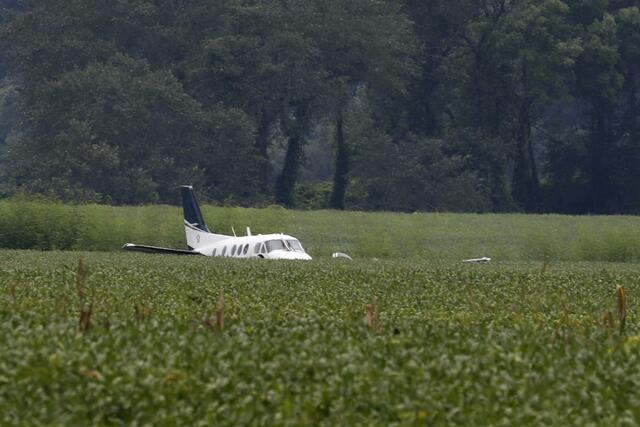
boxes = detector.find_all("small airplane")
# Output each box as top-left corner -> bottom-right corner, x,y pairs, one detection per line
123,186 -> 312,260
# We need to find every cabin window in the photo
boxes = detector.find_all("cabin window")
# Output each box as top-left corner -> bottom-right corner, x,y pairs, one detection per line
213,248 -> 217,256
231,245 -> 236,256
286,239 -> 304,252
260,243 -> 266,254
265,239 -> 286,253
222,246 -> 227,256
243,244 -> 249,255
254,243 -> 261,254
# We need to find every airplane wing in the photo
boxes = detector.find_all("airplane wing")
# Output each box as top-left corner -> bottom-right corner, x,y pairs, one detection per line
122,243 -> 203,256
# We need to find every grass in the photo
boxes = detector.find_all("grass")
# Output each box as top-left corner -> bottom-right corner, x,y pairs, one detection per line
1,251 -> 640,424
2,200 -> 640,423
2,198 -> 640,262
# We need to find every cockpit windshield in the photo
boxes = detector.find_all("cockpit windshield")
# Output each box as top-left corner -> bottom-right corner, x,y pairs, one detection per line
286,239 -> 304,252
265,239 -> 287,252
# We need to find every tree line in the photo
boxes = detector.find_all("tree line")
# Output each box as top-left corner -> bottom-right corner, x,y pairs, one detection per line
0,0 -> 638,213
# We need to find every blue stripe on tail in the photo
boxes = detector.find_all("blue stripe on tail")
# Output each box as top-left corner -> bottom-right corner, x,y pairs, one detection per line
180,186 -> 210,232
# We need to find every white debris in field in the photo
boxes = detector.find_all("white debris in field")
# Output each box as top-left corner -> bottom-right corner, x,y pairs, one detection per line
332,252 -> 353,260
462,257 -> 491,263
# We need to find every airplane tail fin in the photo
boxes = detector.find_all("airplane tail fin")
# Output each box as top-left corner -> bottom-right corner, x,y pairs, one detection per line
182,185 -> 210,250
181,185 -> 209,232
181,185 -> 228,250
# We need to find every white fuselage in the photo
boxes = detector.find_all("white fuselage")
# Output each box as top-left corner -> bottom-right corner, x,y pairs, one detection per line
186,222 -> 311,260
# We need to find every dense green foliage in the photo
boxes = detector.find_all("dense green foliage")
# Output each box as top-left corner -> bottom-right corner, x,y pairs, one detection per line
1,252 -> 640,424
2,198 -> 640,262
0,1 -> 637,213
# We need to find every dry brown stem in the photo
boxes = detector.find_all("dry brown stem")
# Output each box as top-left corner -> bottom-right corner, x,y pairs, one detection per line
79,303 -> 93,333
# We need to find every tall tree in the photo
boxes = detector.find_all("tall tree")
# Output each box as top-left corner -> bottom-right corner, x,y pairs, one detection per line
183,0 -> 325,202
541,2 -> 639,214
574,11 -> 624,212
306,0 -> 417,209
429,0 -> 519,210
613,6 -> 640,211
497,0 -> 582,211
402,0 -> 477,136
1,0 -> 257,203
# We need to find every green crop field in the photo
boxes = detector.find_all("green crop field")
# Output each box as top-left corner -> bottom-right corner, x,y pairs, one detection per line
2,200 -> 640,424
1,250 -> 640,425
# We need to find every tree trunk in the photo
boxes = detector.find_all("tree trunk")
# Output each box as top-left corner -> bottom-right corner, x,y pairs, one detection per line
512,98 -> 539,212
275,105 -> 306,207
255,108 -> 271,191
606,66 -> 639,212
627,67 -> 638,143
627,68 -> 640,211
526,110 -> 539,203
329,112 -> 348,209
587,100 -> 614,213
